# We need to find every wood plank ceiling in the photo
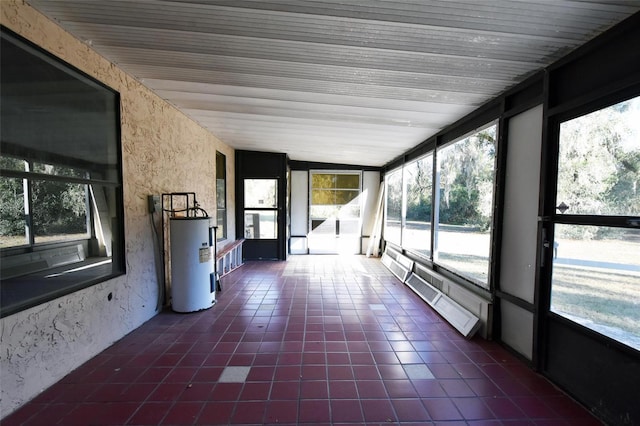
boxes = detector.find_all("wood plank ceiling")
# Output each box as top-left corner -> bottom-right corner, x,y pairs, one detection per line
27,0 -> 640,166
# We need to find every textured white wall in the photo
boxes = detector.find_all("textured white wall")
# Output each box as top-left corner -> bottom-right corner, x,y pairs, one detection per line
0,1 -> 234,417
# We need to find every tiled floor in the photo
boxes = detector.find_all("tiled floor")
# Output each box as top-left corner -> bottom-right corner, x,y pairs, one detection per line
4,255 -> 602,425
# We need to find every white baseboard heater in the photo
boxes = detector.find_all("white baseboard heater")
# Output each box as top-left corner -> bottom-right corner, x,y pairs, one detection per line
381,246 -> 413,282
405,273 -> 481,338
381,247 -> 481,339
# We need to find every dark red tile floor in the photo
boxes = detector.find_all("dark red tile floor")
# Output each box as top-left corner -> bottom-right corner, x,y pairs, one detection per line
3,255 -> 602,425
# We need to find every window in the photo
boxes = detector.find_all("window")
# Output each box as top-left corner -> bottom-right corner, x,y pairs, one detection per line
384,168 -> 402,246
309,172 -> 361,233
403,155 -> 433,257
434,124 -> 497,287
306,171 -> 362,254
216,151 -> 227,241
382,124 -> 497,287
0,29 -> 124,317
243,179 -> 278,239
551,95 -> 640,350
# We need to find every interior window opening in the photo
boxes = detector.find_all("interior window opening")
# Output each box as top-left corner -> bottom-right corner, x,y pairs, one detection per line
434,123 -> 498,288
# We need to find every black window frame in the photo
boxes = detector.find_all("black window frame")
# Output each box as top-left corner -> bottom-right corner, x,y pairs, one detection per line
0,27 -> 125,318
216,151 -> 227,242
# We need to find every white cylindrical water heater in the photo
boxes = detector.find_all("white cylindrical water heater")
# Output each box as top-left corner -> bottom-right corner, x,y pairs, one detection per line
169,217 -> 215,312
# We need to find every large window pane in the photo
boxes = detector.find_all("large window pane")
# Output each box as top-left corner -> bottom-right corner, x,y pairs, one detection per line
384,168 -> 402,245
310,172 -> 361,221
557,96 -> 640,216
551,224 -> 640,351
244,179 -> 277,209
403,155 -> 433,257
244,210 -> 277,239
435,124 -> 497,287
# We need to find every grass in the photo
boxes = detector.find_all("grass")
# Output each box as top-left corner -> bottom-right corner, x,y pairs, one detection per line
551,269 -> 640,351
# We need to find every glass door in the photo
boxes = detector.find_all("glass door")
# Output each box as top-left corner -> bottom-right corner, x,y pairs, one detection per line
549,96 -> 640,351
242,178 -> 280,259
308,172 -> 361,254
542,95 -> 640,423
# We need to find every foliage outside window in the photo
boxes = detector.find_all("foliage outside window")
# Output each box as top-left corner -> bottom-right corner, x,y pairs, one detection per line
403,155 -> 433,257
551,95 -> 640,351
216,151 -> 227,241
435,124 -> 497,287
384,168 -> 402,245
0,28 -> 124,317
556,97 -> 640,221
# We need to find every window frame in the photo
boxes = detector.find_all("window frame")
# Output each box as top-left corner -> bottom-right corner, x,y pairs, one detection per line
215,151 -> 227,242
0,27 -> 125,318
383,122 -> 499,290
308,170 -> 362,231
402,153 -> 434,258
243,178 -> 279,240
433,122 -> 498,288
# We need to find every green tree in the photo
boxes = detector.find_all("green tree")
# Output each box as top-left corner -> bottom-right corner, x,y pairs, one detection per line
556,97 -> 640,239
438,126 -> 496,230
405,156 -> 432,222
0,157 -> 26,237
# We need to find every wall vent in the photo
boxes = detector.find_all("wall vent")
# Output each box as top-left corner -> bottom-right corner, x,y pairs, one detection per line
414,262 -> 443,291
413,261 -> 491,339
405,273 -> 481,338
406,273 -> 439,303
381,247 -> 486,339
381,247 -> 413,283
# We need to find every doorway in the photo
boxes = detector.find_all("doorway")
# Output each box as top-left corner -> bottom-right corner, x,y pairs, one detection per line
235,151 -> 288,260
307,171 -> 362,254
541,95 -> 640,424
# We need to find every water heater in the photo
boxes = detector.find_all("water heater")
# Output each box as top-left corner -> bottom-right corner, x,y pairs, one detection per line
169,217 -> 215,312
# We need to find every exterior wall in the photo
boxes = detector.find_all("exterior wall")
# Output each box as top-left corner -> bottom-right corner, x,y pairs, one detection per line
0,1 -> 235,417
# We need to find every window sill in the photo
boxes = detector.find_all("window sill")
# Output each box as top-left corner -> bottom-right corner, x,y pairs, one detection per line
0,257 -> 123,318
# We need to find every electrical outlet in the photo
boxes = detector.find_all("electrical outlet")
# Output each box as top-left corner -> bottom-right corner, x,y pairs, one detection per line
147,195 -> 162,213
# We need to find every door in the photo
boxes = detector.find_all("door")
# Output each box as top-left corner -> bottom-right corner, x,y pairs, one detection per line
308,171 -> 362,254
243,178 -> 278,254
235,151 -> 287,260
541,95 -> 640,424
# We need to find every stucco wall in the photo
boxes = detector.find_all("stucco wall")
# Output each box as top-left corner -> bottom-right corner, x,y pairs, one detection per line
0,0 -> 235,417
